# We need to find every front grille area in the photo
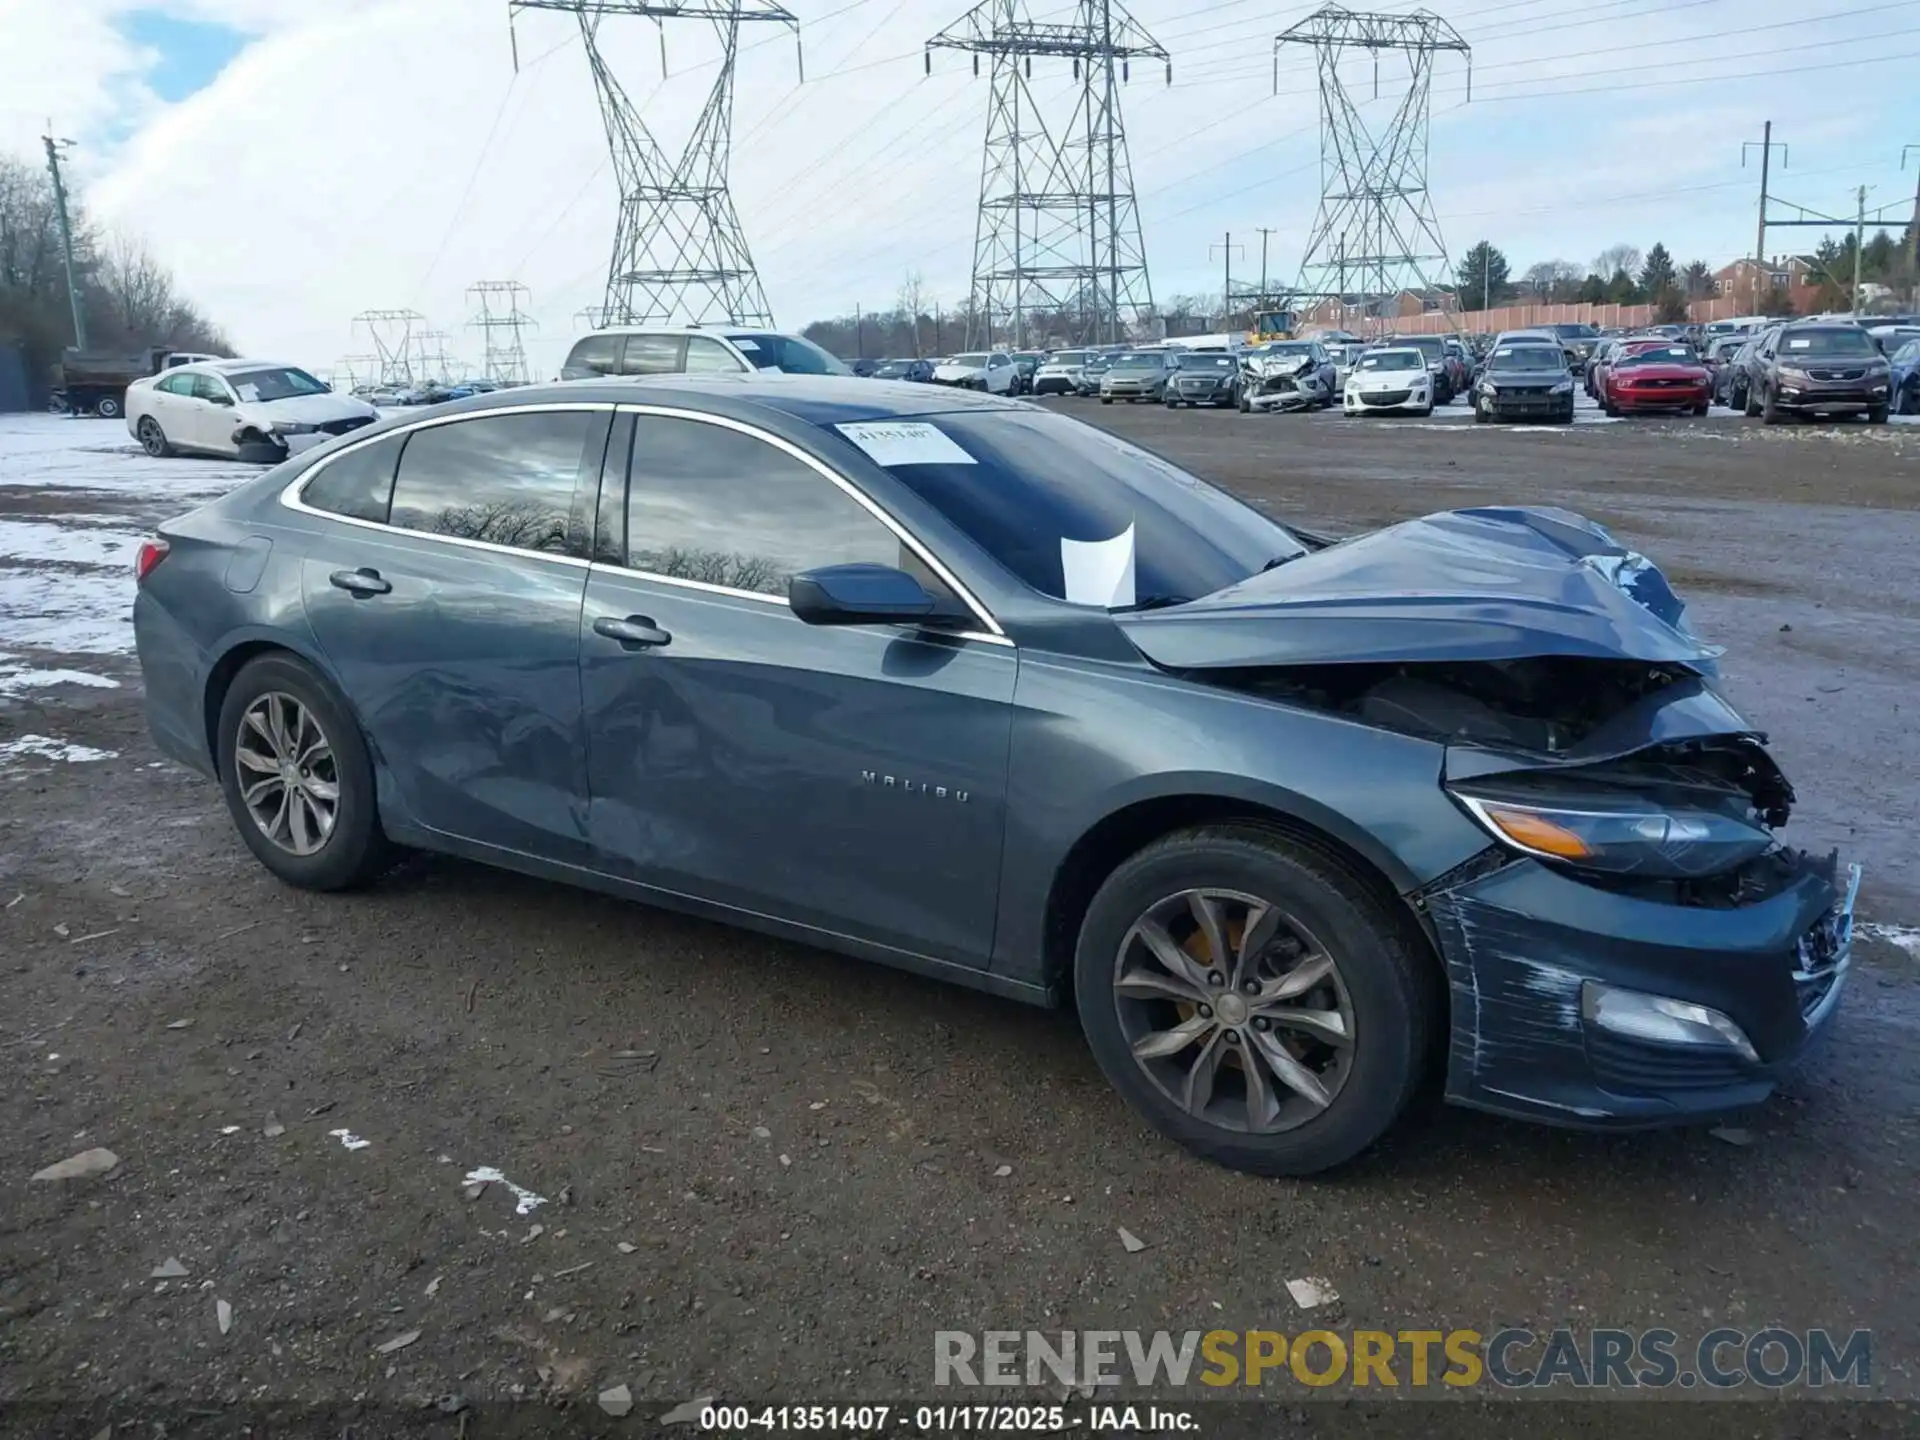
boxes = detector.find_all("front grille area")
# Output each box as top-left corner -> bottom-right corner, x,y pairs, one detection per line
1793,905 -> 1852,1020
319,416 -> 375,437
1809,367 -> 1866,381
1359,389 -> 1412,405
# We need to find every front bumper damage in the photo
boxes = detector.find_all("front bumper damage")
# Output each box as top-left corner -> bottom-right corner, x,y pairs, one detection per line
1418,847 -> 1857,1127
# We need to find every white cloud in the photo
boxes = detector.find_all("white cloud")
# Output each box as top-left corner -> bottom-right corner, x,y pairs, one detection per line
3,0 -> 1914,369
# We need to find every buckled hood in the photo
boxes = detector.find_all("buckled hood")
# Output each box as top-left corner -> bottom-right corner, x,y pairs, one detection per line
1114,506 -> 1723,669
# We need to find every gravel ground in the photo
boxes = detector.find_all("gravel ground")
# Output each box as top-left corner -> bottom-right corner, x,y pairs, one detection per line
1,405 -> 1918,1437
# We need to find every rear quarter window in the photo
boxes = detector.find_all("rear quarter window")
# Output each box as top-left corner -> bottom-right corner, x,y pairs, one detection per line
563,335 -> 622,379
301,435 -> 405,524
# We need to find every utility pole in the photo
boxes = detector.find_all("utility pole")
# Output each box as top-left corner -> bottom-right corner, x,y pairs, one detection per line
41,127 -> 87,351
1852,185 -> 1868,316
1254,226 -> 1277,313
1742,122 -> 1787,308
1212,232 -> 1243,329
1904,145 -> 1920,300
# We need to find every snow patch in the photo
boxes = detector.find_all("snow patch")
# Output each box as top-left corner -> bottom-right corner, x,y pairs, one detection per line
0,734 -> 118,764
0,657 -> 120,694
0,569 -> 133,655
464,1165 -> 548,1215
0,518 -> 145,567
1859,923 -> 1920,960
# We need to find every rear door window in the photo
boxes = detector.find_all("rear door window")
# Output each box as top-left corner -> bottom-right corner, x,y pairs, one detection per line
562,334 -> 622,379
302,435 -> 405,524
387,410 -> 606,557
684,336 -> 746,373
618,335 -> 685,376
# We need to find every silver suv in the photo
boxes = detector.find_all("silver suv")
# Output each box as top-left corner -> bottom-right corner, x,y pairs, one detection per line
559,326 -> 848,381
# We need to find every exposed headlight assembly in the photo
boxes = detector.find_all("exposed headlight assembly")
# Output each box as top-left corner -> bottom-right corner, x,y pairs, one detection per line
1449,780 -> 1775,879
272,421 -> 319,434
1551,380 -> 1573,394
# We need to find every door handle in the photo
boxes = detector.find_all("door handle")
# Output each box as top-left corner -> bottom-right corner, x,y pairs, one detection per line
593,614 -> 672,648
329,567 -> 391,596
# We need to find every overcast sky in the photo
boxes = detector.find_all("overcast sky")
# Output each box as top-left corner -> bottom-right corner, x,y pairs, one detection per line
4,0 -> 1917,373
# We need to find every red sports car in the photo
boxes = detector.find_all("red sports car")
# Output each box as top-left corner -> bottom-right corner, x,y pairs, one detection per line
1599,342 -> 1711,417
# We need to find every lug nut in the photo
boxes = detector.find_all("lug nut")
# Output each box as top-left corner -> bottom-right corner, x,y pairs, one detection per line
1252,1017 -> 1270,1032
1198,1005 -> 1213,1019
1242,980 -> 1260,995
1224,1030 -> 1240,1044
1207,971 -> 1224,987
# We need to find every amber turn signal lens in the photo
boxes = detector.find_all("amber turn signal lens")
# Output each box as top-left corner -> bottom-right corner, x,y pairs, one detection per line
1480,804 -> 1594,859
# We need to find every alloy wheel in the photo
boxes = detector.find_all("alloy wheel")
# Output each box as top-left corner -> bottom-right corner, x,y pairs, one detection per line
1113,888 -> 1355,1135
233,691 -> 339,856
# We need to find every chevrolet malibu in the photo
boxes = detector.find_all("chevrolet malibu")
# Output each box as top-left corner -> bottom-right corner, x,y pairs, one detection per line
132,378 -> 1858,1176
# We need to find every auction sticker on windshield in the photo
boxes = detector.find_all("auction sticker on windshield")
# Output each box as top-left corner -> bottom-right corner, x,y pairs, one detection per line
836,421 -> 976,468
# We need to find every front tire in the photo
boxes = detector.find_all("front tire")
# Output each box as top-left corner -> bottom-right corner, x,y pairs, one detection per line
1867,405 -> 1889,424
136,416 -> 174,458
1073,824 -> 1436,1177
94,394 -> 122,420
1761,385 -> 1784,425
216,654 -> 393,892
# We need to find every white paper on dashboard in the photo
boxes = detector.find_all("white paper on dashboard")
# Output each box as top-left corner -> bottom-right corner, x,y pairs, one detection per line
834,420 -> 976,468
236,383 -> 260,402
1061,524 -> 1136,609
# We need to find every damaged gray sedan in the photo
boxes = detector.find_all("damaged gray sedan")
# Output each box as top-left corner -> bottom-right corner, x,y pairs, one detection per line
132,381 -> 1857,1177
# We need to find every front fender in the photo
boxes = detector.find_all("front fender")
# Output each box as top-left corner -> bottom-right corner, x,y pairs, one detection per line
989,652 -> 1493,985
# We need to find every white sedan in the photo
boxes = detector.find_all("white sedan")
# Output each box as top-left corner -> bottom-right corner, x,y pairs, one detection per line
1342,347 -> 1435,417
931,351 -> 1017,394
127,359 -> 379,462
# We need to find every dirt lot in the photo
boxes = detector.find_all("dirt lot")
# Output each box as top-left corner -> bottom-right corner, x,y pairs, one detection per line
2,405 -> 1919,1437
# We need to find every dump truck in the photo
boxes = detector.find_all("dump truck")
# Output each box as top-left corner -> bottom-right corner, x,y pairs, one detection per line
49,347 -> 219,419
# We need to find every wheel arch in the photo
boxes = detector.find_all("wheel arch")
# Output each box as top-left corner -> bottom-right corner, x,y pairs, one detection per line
201,633 -> 360,770
1039,788 -> 1439,1002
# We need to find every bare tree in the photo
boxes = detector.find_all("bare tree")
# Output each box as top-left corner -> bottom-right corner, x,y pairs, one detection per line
1593,244 -> 1643,284
897,271 -> 927,356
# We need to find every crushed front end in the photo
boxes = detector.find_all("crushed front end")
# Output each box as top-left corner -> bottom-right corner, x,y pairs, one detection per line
1119,506 -> 1859,1130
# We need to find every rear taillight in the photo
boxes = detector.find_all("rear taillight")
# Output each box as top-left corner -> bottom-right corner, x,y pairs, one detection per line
135,538 -> 170,583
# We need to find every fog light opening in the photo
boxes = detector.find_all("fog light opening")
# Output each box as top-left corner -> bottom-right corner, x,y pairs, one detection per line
1580,981 -> 1759,1063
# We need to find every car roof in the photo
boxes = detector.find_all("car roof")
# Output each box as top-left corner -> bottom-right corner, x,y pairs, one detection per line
381,374 -> 1033,429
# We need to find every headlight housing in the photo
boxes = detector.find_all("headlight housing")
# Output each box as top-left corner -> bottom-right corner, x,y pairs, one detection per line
1551,379 -> 1573,394
1449,780 -> 1775,879
272,421 -> 319,435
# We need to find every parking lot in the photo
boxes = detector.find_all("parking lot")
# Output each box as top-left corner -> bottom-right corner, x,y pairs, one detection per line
3,399 -> 1919,1429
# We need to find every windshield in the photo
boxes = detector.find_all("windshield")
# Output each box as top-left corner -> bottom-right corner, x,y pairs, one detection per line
1394,337 -> 1443,360
1779,329 -> 1878,358
226,367 -> 330,401
1110,354 -> 1164,371
1358,351 -> 1421,372
726,333 -> 849,375
1048,351 -> 1088,366
1618,345 -> 1697,366
1011,353 -> 1041,365
1176,354 -> 1237,371
1898,341 -> 1920,363
1548,324 -> 1599,339
1490,346 -> 1566,371
950,353 -> 989,368
843,409 -> 1301,608
875,361 -> 918,376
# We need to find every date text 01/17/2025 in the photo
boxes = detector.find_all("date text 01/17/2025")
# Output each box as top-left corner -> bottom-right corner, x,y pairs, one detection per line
693,1404 -> 1198,1431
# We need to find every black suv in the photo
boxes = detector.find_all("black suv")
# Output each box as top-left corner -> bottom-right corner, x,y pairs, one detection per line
1745,322 -> 1893,423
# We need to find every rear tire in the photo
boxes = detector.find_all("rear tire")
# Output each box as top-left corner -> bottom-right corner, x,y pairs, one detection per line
94,394 -> 122,420
1743,384 -> 1760,417
1867,405 -> 1889,425
1073,824 -> 1436,1177
216,654 -> 394,892
1761,385 -> 1783,425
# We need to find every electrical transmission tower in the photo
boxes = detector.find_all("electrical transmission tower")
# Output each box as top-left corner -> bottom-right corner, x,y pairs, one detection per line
1276,6 -> 1469,325
414,330 -> 457,384
468,281 -> 537,385
507,0 -> 800,327
352,309 -> 427,386
334,354 -> 384,392
928,0 -> 1168,348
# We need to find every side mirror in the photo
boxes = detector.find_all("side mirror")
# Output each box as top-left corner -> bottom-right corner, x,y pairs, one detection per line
790,563 -> 946,627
